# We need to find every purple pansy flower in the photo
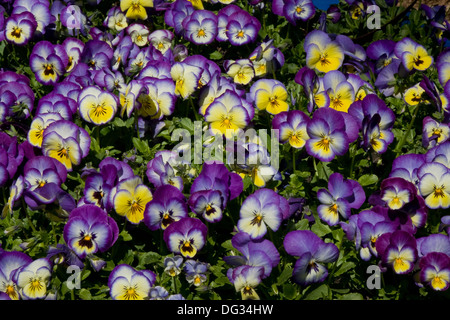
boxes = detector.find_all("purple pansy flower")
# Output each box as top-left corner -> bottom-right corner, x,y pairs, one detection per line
227,265 -> 264,300
143,184 -> 188,231
0,251 -> 32,300
30,41 -> 69,86
182,9 -> 217,45
223,232 -> 280,279
41,120 -> 91,172
376,230 -> 417,275
317,172 -> 365,226
237,188 -> 289,240
63,204 -> 119,259
4,11 -> 37,46
163,217 -> 208,258
283,230 -> 339,286
108,264 -> 156,300
225,9 -> 260,46
305,107 -> 350,162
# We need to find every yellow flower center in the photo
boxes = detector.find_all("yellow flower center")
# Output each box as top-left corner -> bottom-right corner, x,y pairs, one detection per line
123,287 -> 139,300
11,27 -> 22,38
197,29 -> 206,37
5,285 -> 18,299
236,30 -> 245,38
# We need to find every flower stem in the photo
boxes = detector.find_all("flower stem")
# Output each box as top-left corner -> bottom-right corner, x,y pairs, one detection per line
394,104 -> 419,155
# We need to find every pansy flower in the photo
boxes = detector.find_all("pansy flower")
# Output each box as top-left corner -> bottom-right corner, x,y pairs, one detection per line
249,79 -> 289,115
375,230 -> 417,275
183,10 -> 218,45
227,265 -> 264,300
12,0 -> 54,35
317,172 -> 365,226
237,188 -> 288,240
163,217 -> 208,258
404,83 -> 428,106
216,4 -> 241,42
63,205 -> 119,259
272,110 -> 310,149
422,116 -> 449,149
78,85 -> 119,125
204,89 -> 252,139
146,150 -> 184,191
224,59 -> 255,86
418,162 -> 450,209
35,91 -> 74,121
295,66 -> 328,112
30,41 -> 69,86
426,141 -> 450,168
120,0 -> 153,20
305,107 -> 350,162
0,251 -> 32,300
198,74 -> 238,116
119,79 -> 143,118
164,0 -> 194,37
224,10 -> 260,46
127,23 -> 150,47
419,252 -> 450,291
2,176 -> 24,219
348,94 -> 396,154
377,177 -> 418,211
81,39 -> 114,71
104,7 -> 129,31
184,55 -> 221,90
62,37 -> 85,73
23,155 -> 67,192
15,258 -> 52,300
143,184 -> 188,231
149,29 -> 174,56
322,70 -> 355,112
436,50 -> 450,87
304,30 -> 344,73
283,230 -> 339,286
113,176 -> 153,224
394,37 -> 433,72
171,61 -> 203,99
41,120 -> 90,172
184,260 -> 209,287
137,78 -> 176,119
28,113 -> 64,148
366,39 -> 397,74
4,11 -> 37,46
164,256 -> 183,277
224,232 -> 280,279
282,0 -> 315,26
108,264 -> 156,300
357,208 -> 399,261
249,38 -> 285,78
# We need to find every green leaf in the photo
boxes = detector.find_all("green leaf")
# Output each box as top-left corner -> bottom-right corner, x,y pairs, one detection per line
282,283 -> 298,300
334,261 -> 356,277
276,266 -> 293,285
79,288 -> 92,300
303,284 -> 329,300
120,230 -> 133,242
339,292 -> 364,300
209,50 -> 223,60
358,174 -> 378,186
311,220 -> 332,237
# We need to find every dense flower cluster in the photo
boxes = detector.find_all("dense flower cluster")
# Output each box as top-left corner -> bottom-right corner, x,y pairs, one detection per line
1,0 -> 450,301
